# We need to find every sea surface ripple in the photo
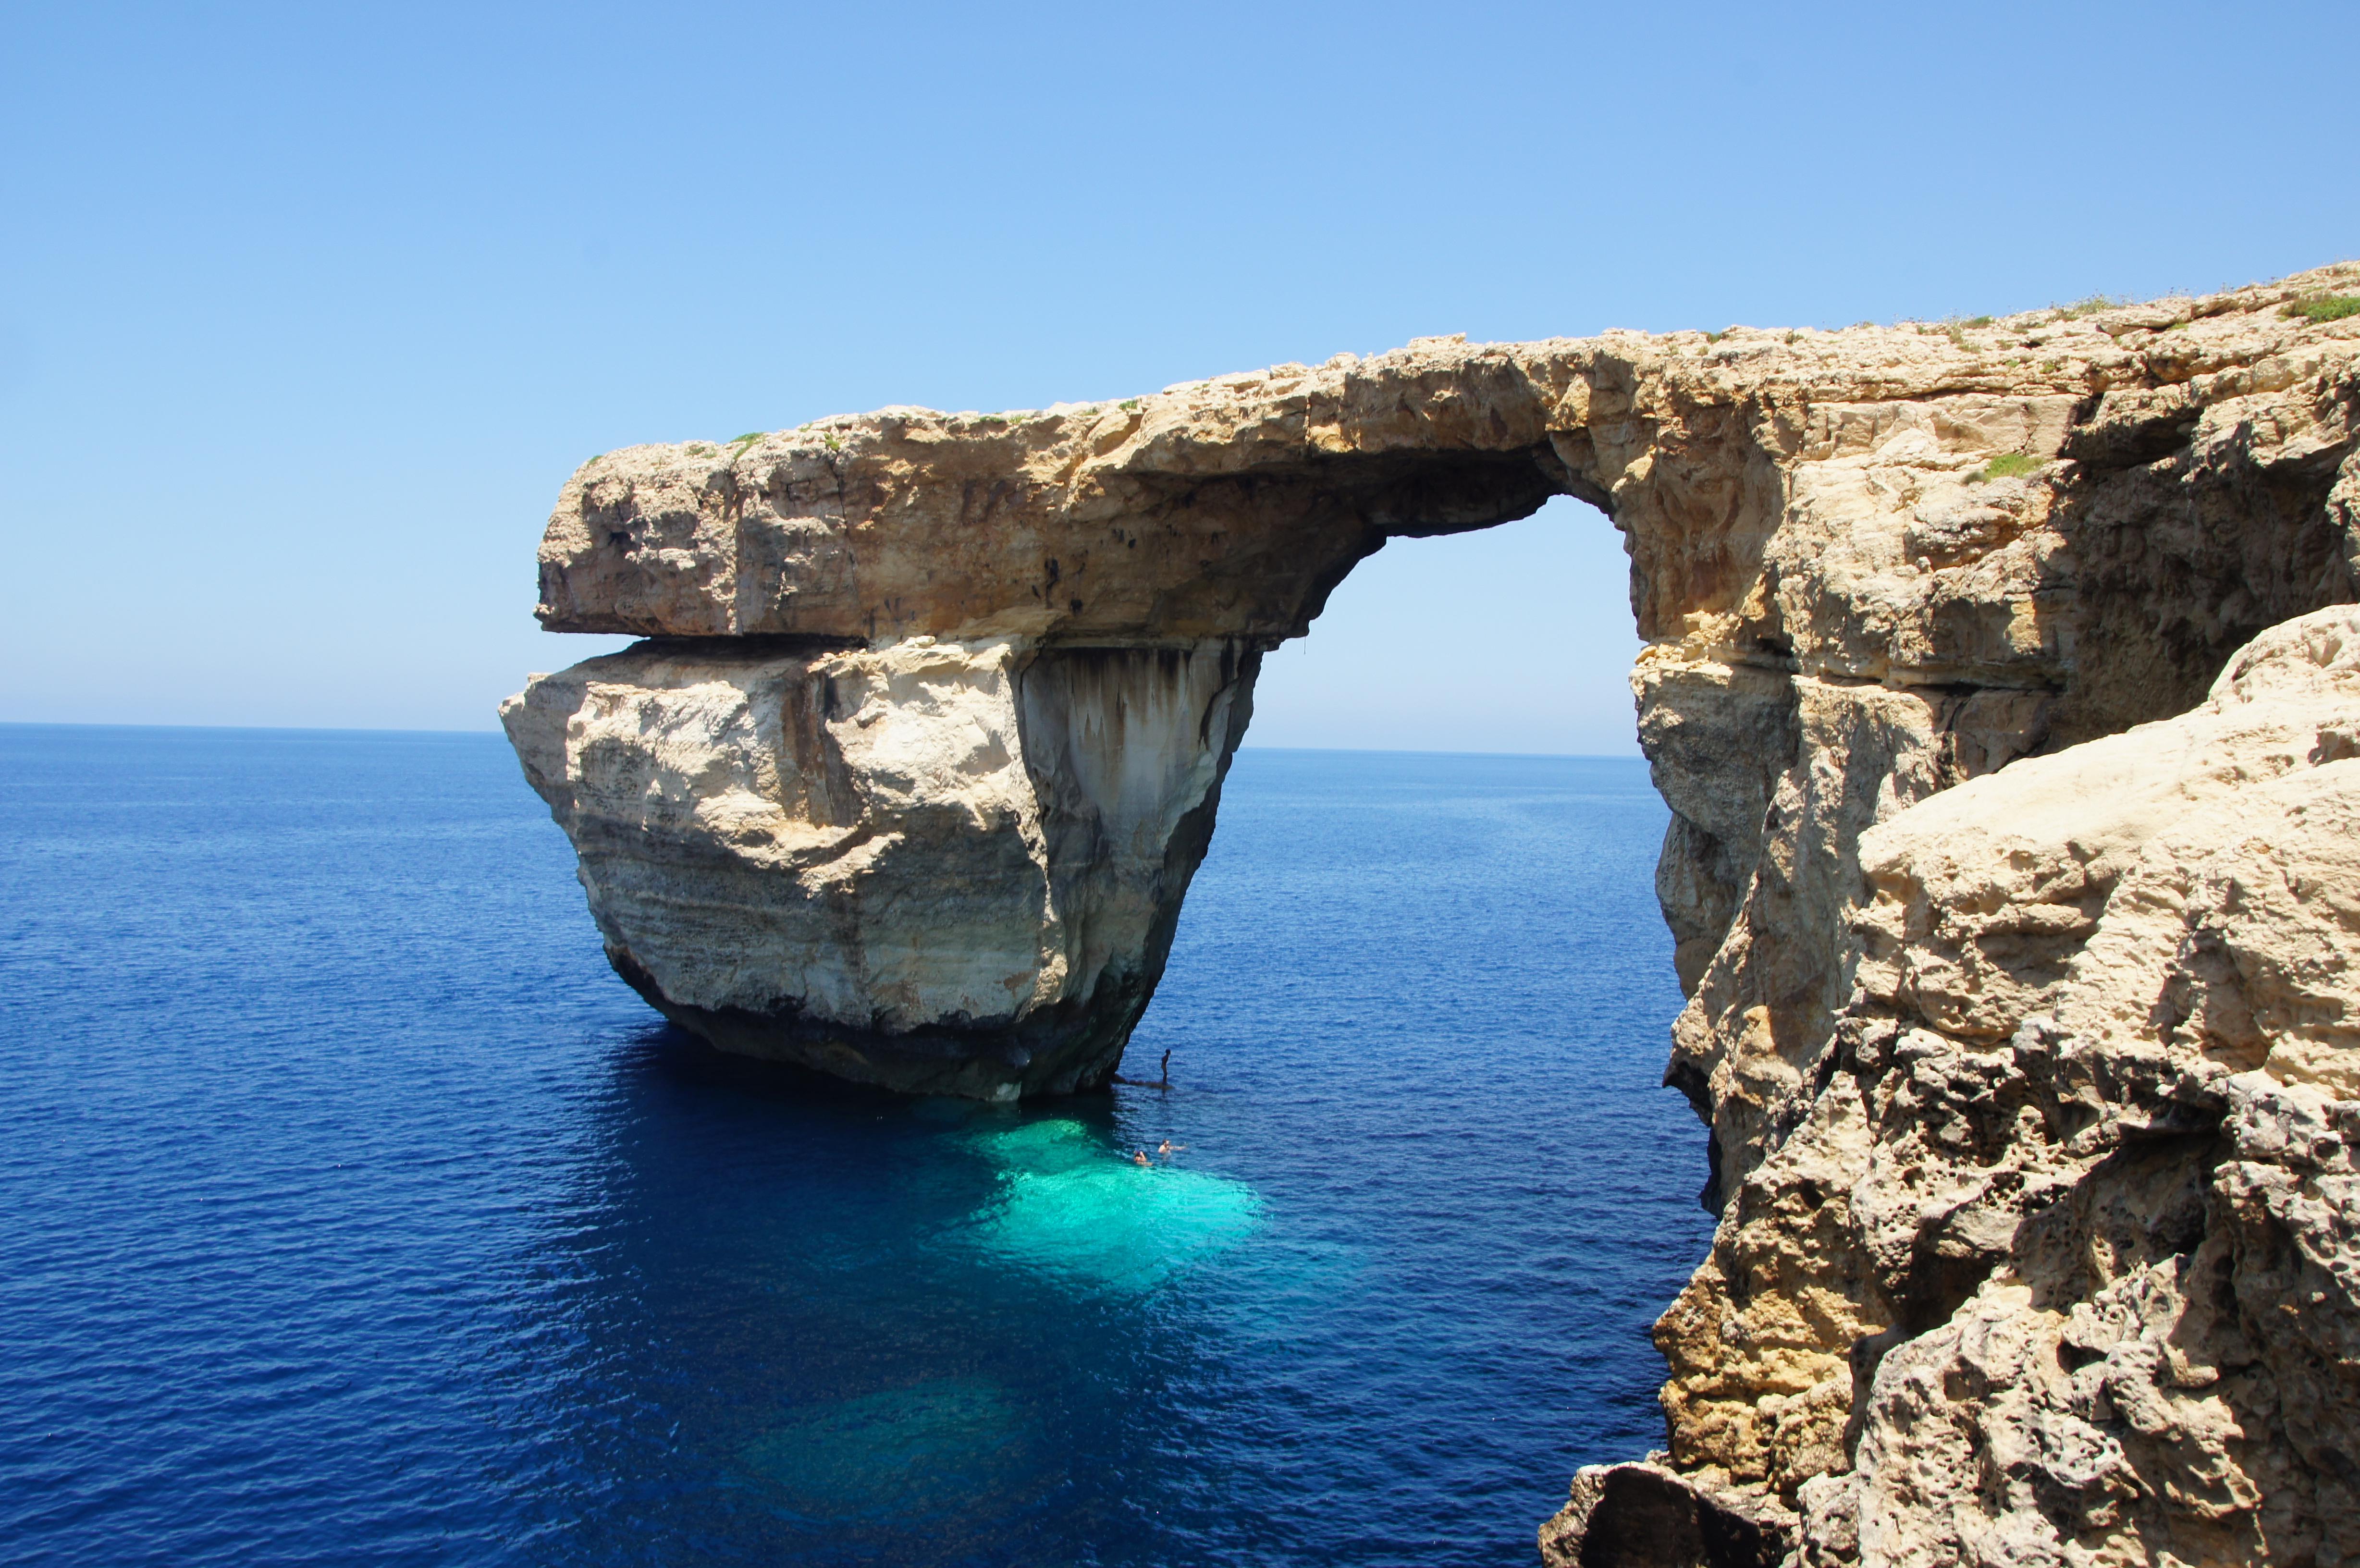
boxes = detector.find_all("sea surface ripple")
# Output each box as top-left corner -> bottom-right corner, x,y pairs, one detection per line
0,727 -> 1712,1566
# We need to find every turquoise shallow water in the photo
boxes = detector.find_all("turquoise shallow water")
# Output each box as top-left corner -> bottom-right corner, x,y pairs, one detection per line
0,729 -> 1713,1566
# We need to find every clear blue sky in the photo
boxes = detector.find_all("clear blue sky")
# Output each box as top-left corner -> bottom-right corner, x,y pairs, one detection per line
4,1 -> 2351,754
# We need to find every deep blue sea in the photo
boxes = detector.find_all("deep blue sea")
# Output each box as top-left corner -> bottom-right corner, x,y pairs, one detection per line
0,727 -> 1712,1567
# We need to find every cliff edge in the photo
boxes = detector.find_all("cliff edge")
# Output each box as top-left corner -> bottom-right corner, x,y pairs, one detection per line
504,266 -> 2360,1563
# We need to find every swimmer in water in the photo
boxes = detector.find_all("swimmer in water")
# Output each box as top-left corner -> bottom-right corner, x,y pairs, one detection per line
1131,1150 -> 1151,1166
1157,1139 -> 1187,1156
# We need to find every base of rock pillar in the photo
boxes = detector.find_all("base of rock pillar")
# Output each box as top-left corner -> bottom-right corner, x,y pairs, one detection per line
609,947 -> 1137,1102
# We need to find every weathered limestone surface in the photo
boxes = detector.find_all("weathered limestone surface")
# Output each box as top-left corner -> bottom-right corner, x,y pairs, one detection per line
1830,609 -> 2360,1566
505,265 -> 2360,1564
1582,608 -> 2360,1568
504,636 -> 1256,1097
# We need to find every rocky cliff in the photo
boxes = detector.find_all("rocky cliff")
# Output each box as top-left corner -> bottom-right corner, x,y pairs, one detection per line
504,265 -> 2360,1564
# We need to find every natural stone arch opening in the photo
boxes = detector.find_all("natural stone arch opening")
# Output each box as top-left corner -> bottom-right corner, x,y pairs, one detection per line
1246,492 -> 1643,758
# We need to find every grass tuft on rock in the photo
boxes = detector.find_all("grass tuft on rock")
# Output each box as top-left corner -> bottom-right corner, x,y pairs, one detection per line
2283,295 -> 2360,323
1967,452 -> 2042,484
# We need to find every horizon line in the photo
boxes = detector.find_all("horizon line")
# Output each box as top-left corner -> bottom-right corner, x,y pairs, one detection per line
0,719 -> 1644,762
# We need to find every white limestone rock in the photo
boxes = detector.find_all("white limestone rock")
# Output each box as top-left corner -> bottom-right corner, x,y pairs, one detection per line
503,636 -> 1258,1098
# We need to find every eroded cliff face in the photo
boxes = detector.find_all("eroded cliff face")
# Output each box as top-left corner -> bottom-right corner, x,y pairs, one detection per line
505,264 -> 2360,1565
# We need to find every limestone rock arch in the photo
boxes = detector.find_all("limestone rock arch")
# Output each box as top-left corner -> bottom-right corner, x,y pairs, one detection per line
505,267 -> 2360,1566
